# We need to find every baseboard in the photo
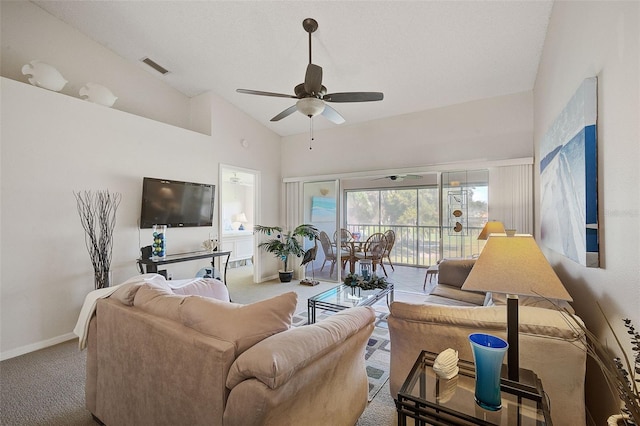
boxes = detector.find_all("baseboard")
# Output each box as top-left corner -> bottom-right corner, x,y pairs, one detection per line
1,332 -> 77,361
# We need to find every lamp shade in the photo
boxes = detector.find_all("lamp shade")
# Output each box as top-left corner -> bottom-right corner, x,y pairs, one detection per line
462,235 -> 572,301
233,213 -> 248,223
477,221 -> 506,240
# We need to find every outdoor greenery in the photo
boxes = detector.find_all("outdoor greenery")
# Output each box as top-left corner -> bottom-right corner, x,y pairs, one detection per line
345,185 -> 488,263
254,224 -> 319,272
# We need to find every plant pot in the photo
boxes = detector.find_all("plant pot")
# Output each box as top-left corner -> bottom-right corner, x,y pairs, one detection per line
279,271 -> 293,282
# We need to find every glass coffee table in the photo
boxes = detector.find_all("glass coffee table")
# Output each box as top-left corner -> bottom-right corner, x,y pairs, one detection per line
307,283 -> 394,324
396,350 -> 552,425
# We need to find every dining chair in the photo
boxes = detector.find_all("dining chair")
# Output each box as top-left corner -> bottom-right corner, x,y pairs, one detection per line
354,233 -> 389,277
333,228 -> 353,246
319,231 -> 349,276
382,229 -> 396,271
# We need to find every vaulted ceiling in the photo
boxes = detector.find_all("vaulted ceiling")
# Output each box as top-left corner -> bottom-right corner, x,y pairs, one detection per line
34,1 -> 553,136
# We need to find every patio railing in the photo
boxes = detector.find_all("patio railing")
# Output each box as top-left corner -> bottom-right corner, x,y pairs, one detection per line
345,224 -> 484,267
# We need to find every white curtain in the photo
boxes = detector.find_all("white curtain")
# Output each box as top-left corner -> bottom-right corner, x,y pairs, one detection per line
488,164 -> 533,234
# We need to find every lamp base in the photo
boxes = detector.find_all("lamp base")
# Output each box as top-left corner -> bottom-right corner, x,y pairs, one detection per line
507,295 -> 519,382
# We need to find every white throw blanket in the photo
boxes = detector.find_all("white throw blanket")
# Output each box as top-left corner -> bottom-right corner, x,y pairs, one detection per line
73,274 -> 167,350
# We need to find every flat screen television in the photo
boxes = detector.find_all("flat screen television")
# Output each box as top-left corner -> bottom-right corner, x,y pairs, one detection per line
140,177 -> 215,228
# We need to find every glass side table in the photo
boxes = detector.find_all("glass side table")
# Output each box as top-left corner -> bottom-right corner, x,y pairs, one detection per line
396,350 -> 552,426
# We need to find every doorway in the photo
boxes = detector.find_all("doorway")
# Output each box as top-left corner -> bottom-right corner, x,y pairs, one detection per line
219,164 -> 260,284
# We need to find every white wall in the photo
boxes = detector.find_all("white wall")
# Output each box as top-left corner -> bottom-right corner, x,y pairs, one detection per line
281,91 -> 533,177
0,78 -> 281,359
0,0 -> 283,359
534,2 -> 639,424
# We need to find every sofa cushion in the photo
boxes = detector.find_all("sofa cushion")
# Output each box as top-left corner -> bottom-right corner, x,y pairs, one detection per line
179,291 -> 297,355
170,278 -> 230,302
389,302 -> 582,340
437,259 -> 475,288
111,274 -> 170,306
429,284 -> 485,306
422,294 -> 481,307
133,282 -> 185,322
226,306 -> 375,390
487,292 -> 575,314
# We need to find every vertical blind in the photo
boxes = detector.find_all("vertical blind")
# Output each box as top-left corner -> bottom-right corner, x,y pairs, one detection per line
488,164 -> 533,234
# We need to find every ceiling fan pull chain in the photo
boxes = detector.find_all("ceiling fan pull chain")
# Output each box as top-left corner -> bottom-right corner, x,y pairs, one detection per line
309,117 -> 314,150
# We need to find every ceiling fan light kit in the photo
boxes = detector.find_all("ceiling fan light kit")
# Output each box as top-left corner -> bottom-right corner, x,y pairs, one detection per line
296,97 -> 325,117
236,18 -> 383,130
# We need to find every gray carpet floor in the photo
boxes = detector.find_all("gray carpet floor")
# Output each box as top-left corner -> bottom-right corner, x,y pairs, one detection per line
1,264 -> 430,425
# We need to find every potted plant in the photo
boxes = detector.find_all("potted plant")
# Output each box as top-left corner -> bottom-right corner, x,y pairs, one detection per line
559,303 -> 639,425
254,224 -> 319,282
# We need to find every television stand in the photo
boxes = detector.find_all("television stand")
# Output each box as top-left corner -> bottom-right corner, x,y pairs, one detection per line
137,250 -> 232,284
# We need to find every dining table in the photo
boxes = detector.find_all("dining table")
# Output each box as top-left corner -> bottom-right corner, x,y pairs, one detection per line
345,240 -> 365,274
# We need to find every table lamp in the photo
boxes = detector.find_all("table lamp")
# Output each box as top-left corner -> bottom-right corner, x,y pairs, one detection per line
477,221 -> 506,240
232,212 -> 248,230
461,234 -> 573,382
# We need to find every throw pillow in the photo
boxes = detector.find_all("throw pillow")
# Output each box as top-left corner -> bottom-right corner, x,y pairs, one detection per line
111,273 -> 171,306
489,292 -> 575,314
179,291 -> 297,355
134,282 -> 185,322
170,278 -> 230,302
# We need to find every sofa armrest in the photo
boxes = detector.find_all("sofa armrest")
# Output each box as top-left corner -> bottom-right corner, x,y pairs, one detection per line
91,298 -> 236,426
223,306 -> 375,426
226,306 -> 375,390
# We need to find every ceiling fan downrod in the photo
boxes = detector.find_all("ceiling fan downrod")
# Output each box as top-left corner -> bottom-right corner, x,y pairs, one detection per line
303,18 -> 318,65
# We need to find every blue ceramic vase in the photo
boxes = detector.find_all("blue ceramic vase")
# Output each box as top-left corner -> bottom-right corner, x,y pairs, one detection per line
468,333 -> 508,411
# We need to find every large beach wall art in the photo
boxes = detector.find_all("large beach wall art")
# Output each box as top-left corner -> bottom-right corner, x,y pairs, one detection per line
540,77 -> 599,267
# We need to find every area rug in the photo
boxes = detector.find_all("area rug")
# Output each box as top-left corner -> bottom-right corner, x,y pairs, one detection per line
291,308 -> 391,402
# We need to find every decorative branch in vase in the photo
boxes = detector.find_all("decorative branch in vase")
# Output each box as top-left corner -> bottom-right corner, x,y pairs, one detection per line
74,190 -> 122,289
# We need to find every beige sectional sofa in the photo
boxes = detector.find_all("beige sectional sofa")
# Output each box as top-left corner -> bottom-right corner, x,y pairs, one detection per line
85,278 -> 375,425
389,259 -> 587,425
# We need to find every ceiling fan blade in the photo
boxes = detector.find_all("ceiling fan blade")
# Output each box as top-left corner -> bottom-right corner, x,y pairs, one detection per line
236,89 -> 297,99
324,92 -> 384,103
321,104 -> 345,124
304,64 -> 323,95
270,105 -> 298,122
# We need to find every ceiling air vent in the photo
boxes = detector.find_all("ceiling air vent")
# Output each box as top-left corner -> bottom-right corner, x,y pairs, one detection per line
140,57 -> 170,75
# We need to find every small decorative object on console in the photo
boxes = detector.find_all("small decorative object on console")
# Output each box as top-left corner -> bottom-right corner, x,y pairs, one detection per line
152,224 -> 167,260
433,348 -> 459,380
202,237 -> 218,252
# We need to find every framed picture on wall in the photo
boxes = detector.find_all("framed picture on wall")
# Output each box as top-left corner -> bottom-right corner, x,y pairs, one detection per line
311,196 -> 336,222
540,77 -> 599,267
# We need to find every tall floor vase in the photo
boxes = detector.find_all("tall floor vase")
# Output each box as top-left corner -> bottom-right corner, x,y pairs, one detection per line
74,190 -> 121,289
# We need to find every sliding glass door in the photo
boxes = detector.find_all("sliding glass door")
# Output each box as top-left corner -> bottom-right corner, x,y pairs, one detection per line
343,169 -> 488,266
302,180 -> 340,282
345,187 -> 440,267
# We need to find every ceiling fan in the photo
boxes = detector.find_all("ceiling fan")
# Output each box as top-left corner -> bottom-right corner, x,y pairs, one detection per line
236,18 -> 384,124
374,174 -> 424,182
